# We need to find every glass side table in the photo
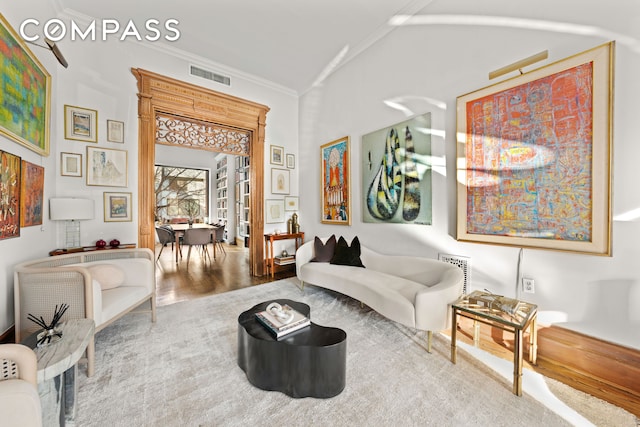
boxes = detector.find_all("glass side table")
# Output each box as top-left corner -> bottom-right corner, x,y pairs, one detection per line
450,291 -> 538,396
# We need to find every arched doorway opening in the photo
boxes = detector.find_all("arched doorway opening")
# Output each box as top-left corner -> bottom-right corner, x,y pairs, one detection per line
132,68 -> 269,275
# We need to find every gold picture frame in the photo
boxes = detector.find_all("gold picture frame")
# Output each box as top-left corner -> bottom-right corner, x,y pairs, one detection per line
107,119 -> 124,143
321,136 -> 351,225
456,42 -> 614,255
265,199 -> 285,223
0,14 -> 50,156
104,192 -> 132,222
271,168 -> 290,195
87,146 -> 128,187
61,152 -> 82,177
65,105 -> 98,143
270,145 -> 284,165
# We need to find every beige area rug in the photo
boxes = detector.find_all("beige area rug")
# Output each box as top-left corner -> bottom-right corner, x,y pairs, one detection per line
74,279 -> 636,427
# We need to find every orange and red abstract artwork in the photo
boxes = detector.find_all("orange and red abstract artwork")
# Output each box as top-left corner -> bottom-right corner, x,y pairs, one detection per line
465,62 -> 593,242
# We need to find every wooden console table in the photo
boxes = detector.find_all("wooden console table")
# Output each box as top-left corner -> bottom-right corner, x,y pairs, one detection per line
264,232 -> 304,277
49,244 -> 136,256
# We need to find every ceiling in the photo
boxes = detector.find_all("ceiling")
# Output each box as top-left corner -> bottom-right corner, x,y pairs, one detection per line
56,0 -> 430,94
54,0 -> 640,94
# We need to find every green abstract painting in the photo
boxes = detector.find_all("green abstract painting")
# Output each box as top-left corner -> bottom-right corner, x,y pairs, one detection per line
0,13 -> 50,156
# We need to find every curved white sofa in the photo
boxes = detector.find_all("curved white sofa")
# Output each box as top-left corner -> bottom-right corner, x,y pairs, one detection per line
13,248 -> 156,376
296,238 -> 464,352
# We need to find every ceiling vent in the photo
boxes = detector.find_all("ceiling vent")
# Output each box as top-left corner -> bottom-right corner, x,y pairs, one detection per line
189,65 -> 231,86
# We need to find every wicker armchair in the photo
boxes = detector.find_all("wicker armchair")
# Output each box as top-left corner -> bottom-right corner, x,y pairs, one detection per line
14,248 -> 156,377
0,344 -> 42,427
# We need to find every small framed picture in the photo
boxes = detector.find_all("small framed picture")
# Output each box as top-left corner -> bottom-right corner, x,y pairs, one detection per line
271,168 -> 290,195
270,145 -> 284,165
284,196 -> 299,211
60,152 -> 82,177
286,153 -> 295,169
104,192 -> 132,222
87,146 -> 128,187
64,105 -> 97,142
107,120 -> 124,143
265,199 -> 285,223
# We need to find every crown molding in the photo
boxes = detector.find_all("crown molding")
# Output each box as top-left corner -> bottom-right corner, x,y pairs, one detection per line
52,6 -> 298,97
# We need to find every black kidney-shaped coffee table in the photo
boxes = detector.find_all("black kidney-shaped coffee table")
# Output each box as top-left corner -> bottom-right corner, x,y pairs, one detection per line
237,299 -> 347,398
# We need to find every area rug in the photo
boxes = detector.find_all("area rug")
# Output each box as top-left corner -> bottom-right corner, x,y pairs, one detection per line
74,279 -> 636,426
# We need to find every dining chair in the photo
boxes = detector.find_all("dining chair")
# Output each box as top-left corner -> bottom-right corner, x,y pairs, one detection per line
156,225 -> 177,260
213,225 -> 226,257
182,227 -> 213,265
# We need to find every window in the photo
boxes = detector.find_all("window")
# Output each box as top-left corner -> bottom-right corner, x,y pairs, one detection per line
155,165 -> 209,222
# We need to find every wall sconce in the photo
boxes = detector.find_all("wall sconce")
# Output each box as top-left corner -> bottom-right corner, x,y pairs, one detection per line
49,198 -> 94,248
26,38 -> 69,68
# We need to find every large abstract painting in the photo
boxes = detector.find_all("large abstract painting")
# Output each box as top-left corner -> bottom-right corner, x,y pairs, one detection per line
362,113 -> 432,225
456,42 -> 613,255
20,160 -> 44,227
0,150 -> 21,239
0,14 -> 50,156
321,136 -> 350,225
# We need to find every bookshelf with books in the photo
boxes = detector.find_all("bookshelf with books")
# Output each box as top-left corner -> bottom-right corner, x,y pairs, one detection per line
215,154 -> 228,223
235,156 -> 250,247
215,154 -> 235,242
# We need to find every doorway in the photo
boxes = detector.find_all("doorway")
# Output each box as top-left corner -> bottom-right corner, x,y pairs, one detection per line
133,68 -> 269,276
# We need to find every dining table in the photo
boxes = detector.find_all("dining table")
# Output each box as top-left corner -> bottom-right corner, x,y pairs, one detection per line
169,223 -> 221,263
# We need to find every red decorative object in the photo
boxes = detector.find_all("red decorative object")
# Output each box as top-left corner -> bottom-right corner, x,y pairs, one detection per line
96,239 -> 106,248
109,239 -> 120,248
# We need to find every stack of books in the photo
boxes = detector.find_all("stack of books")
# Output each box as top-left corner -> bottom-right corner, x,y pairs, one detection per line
255,304 -> 310,339
274,255 -> 295,265
467,290 -> 524,316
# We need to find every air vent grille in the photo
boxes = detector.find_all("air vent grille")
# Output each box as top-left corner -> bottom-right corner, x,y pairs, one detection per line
438,254 -> 470,294
190,65 -> 231,86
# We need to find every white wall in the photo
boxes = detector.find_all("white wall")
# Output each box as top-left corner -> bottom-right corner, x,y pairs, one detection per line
0,5 -> 60,335
0,4 -> 299,335
298,1 -> 640,349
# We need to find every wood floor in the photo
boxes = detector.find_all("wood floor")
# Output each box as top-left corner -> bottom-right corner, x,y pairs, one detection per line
155,240 -> 294,307
155,242 -> 638,419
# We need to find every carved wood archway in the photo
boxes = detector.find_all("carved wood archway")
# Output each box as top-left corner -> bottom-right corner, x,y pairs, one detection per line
132,68 -> 269,275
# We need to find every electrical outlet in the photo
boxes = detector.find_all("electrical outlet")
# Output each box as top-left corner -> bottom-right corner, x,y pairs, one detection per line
522,277 -> 535,294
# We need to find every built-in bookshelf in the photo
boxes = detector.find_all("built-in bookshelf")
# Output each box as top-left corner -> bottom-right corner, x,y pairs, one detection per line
235,156 -> 250,247
216,155 -> 228,224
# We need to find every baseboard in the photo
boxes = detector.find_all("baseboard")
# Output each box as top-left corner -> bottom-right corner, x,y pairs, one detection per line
535,325 -> 640,417
0,325 -> 15,344
451,318 -> 640,417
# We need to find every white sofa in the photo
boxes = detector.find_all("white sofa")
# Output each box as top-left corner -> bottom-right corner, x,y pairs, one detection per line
13,248 -> 156,376
296,238 -> 464,351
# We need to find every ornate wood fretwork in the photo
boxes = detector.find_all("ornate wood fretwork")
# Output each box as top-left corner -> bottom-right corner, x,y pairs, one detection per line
132,68 -> 269,276
155,114 -> 251,155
